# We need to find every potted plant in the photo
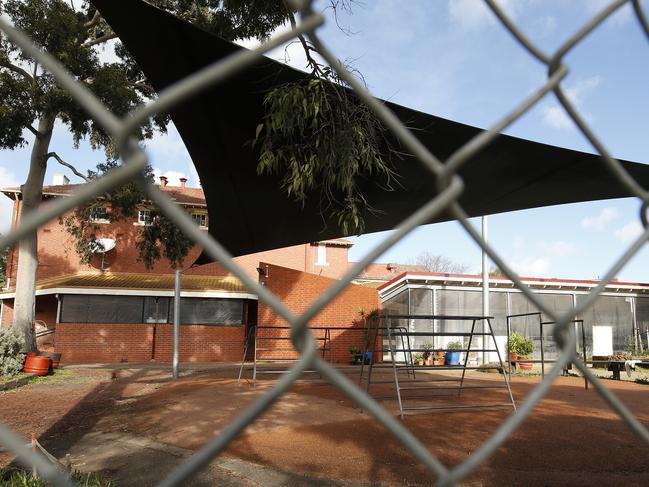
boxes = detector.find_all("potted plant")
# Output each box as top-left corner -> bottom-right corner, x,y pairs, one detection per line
508,332 -> 535,370
436,350 -> 446,366
349,346 -> 363,365
445,340 -> 463,366
413,352 -> 425,366
423,343 -> 434,366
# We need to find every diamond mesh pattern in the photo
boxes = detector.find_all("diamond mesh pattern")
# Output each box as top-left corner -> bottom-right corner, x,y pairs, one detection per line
2,1 -> 649,485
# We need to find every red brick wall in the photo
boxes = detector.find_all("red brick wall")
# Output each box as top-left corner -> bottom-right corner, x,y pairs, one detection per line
55,323 -> 154,363
256,263 -> 380,363
4,197 -> 354,282
55,323 -> 245,364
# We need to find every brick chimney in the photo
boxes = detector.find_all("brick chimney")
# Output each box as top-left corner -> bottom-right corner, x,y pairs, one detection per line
52,173 -> 70,186
159,176 -> 168,187
179,177 -> 187,190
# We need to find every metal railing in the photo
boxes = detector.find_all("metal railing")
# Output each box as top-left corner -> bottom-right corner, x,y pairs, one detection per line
2,1 -> 649,485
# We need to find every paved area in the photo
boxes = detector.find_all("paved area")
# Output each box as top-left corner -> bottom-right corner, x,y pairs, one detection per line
3,363 -> 649,486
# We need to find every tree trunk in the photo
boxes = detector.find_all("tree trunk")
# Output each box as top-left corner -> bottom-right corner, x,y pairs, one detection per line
13,116 -> 55,352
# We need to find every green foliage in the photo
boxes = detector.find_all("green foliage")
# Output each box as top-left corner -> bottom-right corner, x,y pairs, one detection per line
446,340 -> 463,351
349,346 -> 361,356
62,163 -> 193,269
255,68 -> 398,235
0,469 -> 113,486
423,342 -> 433,359
0,326 -> 25,377
508,332 -> 535,358
150,0 -> 291,41
0,0 -> 168,155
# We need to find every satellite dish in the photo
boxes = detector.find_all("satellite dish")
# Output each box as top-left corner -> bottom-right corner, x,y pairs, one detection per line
90,238 -> 116,254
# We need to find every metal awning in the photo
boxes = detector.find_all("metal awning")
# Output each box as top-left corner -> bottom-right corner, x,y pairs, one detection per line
94,0 -> 649,264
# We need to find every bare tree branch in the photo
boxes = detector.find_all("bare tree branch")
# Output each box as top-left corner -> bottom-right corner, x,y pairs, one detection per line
83,10 -> 101,29
82,32 -> 117,48
132,80 -> 156,95
0,58 -> 35,83
282,1 -> 323,76
46,152 -> 91,183
26,125 -> 42,138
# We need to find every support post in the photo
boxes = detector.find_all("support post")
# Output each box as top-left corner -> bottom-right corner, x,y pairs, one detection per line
482,216 -> 489,365
173,269 -> 181,380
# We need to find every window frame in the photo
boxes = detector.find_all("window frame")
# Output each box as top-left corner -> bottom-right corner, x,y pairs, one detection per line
137,209 -> 153,226
89,206 -> 109,223
191,212 -> 208,229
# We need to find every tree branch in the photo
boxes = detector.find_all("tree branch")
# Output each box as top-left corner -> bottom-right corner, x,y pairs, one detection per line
282,1 -> 323,76
83,10 -> 101,30
132,80 -> 156,95
46,152 -> 91,183
82,32 -> 117,48
0,58 -> 35,83
26,125 -> 42,138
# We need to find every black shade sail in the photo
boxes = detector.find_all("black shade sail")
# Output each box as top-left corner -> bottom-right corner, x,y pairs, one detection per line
94,0 -> 649,263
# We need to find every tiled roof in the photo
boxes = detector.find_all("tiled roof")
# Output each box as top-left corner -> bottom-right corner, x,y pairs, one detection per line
25,272 -> 249,293
1,183 -> 207,206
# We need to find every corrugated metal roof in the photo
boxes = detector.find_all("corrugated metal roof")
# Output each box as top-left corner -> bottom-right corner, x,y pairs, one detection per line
28,272 -> 249,293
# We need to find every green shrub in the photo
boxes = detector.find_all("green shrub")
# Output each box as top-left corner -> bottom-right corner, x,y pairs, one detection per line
0,469 -> 113,486
446,340 -> 464,351
0,327 -> 24,377
508,332 -> 535,358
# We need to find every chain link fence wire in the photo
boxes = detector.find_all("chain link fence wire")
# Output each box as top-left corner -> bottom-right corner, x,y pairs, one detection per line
2,0 -> 649,485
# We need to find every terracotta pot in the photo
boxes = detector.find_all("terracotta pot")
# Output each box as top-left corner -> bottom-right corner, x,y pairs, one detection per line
519,361 -> 533,370
425,356 -> 434,366
24,356 -> 51,376
38,352 -> 62,368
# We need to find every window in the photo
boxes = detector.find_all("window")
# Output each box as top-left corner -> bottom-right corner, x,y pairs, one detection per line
315,243 -> 327,266
191,213 -> 207,228
89,206 -> 109,223
60,295 -> 143,323
138,210 -> 152,225
171,298 -> 244,325
59,294 -> 245,326
143,297 -> 170,323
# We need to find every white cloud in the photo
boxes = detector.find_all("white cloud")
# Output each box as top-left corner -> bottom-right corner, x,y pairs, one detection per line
0,166 -> 19,234
448,0 -> 519,30
152,169 -> 188,187
511,256 -> 551,276
542,105 -> 572,129
187,161 -> 201,188
615,221 -> 644,244
145,122 -> 190,163
542,76 -> 602,130
542,240 -> 577,257
580,207 -> 619,231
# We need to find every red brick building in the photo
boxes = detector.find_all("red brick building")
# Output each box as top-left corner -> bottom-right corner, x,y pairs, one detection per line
0,175 -> 416,364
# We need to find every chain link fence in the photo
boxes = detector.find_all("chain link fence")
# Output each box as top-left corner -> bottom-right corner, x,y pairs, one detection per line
2,0 -> 649,485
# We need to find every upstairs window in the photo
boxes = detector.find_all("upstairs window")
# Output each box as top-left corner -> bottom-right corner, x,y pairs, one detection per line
89,206 -> 109,223
191,213 -> 208,228
138,210 -> 152,225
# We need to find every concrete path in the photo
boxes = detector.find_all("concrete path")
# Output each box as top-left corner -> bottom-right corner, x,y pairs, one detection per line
60,430 -> 378,487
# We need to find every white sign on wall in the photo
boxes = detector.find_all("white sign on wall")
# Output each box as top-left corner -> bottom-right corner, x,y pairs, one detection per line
592,326 -> 613,356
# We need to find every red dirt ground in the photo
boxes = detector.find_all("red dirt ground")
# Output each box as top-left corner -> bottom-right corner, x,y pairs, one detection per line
2,366 -> 649,486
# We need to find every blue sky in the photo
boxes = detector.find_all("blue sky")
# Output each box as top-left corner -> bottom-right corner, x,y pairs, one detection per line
1,0 -> 649,281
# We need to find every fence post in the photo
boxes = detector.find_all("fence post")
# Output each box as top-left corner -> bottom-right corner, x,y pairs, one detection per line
173,269 -> 182,380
